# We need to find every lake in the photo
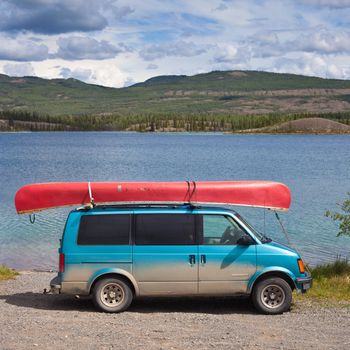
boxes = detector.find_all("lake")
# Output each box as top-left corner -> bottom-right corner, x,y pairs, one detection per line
0,132 -> 349,270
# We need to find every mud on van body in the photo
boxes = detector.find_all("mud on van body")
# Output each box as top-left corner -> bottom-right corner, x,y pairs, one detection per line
50,205 -> 312,314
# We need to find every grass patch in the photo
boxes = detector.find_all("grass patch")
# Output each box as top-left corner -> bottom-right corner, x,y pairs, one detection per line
297,259 -> 350,303
0,265 -> 19,281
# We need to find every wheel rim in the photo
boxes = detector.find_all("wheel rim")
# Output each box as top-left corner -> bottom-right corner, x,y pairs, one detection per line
260,284 -> 285,309
100,283 -> 125,308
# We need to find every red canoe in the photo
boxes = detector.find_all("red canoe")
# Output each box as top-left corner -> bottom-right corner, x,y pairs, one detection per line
15,181 -> 291,214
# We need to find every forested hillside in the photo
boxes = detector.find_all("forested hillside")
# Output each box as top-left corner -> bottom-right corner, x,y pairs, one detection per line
1,70 -> 350,131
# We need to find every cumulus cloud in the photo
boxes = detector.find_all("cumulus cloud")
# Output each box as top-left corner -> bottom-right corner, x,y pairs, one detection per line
59,67 -> 93,81
3,63 -> 35,76
248,29 -> 350,58
213,44 -> 250,64
0,37 -> 48,61
56,36 -> 126,60
0,0 -> 108,34
214,3 -> 229,11
250,32 -> 283,58
105,1 -> 135,19
140,41 -> 207,61
0,0 -> 350,85
273,53 -> 346,79
123,77 -> 135,87
289,29 -> 350,54
147,64 -> 158,70
298,0 -> 350,8
58,64 -> 128,87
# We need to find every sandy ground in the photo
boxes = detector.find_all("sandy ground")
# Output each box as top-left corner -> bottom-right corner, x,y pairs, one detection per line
0,271 -> 350,350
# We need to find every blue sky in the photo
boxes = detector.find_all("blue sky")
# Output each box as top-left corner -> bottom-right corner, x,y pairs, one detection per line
0,0 -> 349,87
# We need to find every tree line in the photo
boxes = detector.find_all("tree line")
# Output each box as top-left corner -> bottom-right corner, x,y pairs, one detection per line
1,109 -> 350,132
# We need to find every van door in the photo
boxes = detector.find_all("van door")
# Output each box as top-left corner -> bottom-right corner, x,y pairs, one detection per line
133,213 -> 198,296
198,214 -> 256,295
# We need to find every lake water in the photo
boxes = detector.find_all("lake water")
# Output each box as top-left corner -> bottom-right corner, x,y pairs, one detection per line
0,132 -> 349,270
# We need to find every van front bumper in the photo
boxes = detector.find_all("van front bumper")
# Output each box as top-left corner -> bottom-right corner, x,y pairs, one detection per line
296,273 -> 312,293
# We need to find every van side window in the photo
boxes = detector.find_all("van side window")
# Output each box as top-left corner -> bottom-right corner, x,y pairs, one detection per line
202,215 -> 246,245
135,214 -> 195,245
77,214 -> 130,245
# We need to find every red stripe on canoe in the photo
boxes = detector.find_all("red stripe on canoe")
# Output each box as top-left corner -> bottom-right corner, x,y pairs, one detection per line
14,181 -> 291,214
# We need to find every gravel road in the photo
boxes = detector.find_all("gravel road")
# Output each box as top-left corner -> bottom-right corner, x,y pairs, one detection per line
0,271 -> 349,350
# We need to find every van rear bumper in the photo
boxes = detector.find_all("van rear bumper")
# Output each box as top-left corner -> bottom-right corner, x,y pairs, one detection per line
295,273 -> 312,293
49,275 -> 61,294
48,274 -> 91,295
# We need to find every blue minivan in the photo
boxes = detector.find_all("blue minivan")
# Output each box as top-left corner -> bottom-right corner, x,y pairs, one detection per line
49,204 -> 312,314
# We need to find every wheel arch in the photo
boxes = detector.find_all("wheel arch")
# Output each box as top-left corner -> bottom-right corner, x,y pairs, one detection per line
88,269 -> 139,296
248,268 -> 296,294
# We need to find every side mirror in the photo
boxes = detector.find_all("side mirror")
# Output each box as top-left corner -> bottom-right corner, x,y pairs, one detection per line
237,235 -> 254,246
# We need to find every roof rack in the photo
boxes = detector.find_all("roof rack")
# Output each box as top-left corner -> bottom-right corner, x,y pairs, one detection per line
77,203 -> 201,211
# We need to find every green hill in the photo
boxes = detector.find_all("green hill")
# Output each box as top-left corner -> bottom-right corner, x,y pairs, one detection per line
1,70 -> 350,131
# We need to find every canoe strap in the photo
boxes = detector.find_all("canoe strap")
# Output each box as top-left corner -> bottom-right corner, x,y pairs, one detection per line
186,181 -> 197,204
88,182 -> 95,207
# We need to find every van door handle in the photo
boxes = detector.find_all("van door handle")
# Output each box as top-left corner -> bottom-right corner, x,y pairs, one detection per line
189,254 -> 196,266
200,254 -> 206,264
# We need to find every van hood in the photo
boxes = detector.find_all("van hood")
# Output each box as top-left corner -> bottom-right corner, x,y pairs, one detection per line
265,240 -> 298,255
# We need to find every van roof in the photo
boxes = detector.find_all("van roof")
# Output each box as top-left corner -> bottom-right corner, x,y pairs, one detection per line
74,203 -> 239,214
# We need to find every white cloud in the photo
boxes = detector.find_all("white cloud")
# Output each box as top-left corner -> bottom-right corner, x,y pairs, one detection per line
3,62 -> 35,76
56,36 -> 127,60
273,53 -> 347,79
59,67 -> 93,81
90,64 -> 127,87
298,0 -> 350,8
250,32 -> 283,58
28,57 -> 133,87
123,77 -> 135,87
0,37 -> 48,61
0,0 -> 350,85
104,2 -> 135,19
291,29 -> 350,54
214,3 -> 228,11
213,44 -> 250,63
147,63 -> 158,70
140,41 -> 207,61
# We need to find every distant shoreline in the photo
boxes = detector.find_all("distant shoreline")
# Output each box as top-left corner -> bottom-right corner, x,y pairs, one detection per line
2,117 -> 350,134
1,116 -> 350,134
1,130 -> 350,135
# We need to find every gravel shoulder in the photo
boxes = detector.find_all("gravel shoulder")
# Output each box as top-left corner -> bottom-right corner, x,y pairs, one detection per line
1,272 -> 349,350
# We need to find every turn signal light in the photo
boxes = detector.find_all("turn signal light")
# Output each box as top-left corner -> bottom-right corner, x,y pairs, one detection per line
297,259 -> 305,274
59,253 -> 65,273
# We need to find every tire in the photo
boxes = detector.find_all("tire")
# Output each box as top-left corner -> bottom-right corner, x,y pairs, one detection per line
252,277 -> 292,315
93,277 -> 133,313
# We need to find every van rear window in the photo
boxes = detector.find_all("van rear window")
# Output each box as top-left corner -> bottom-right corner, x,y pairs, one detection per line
77,214 -> 130,245
135,214 -> 195,245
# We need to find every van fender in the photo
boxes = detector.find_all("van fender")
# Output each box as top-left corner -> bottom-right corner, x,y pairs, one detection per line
247,266 -> 297,293
87,268 -> 140,296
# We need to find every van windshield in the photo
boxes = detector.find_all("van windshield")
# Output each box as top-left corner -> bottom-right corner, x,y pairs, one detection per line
234,213 -> 271,243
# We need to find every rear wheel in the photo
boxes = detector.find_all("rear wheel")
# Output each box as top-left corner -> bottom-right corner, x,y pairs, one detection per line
252,277 -> 292,314
93,277 -> 133,313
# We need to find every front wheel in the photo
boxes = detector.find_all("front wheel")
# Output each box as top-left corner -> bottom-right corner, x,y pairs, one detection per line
93,277 -> 133,313
252,277 -> 292,315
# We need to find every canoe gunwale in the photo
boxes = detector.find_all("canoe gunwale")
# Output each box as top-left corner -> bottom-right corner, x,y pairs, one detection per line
17,201 -> 289,214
